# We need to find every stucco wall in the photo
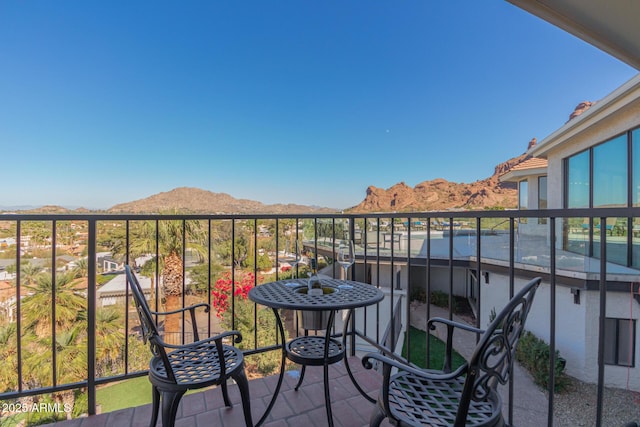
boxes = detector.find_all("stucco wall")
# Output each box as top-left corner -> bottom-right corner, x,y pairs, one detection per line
481,273 -> 640,391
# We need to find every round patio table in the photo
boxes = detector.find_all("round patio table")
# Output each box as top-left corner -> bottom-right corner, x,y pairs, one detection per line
248,278 -> 384,427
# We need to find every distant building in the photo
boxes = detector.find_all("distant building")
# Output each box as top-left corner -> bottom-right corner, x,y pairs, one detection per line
97,273 -> 152,307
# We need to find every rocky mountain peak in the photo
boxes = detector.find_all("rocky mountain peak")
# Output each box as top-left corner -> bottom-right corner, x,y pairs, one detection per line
568,101 -> 594,122
349,141 -> 537,213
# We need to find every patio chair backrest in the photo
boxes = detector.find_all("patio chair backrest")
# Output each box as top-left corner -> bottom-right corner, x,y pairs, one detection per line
125,266 -> 167,363
458,277 -> 541,424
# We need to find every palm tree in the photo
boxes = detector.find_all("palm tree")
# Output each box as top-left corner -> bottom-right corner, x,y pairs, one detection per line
0,323 -> 18,392
71,257 -> 88,279
20,262 -> 43,287
23,328 -> 86,419
126,218 -> 208,344
95,306 -> 125,377
54,327 -> 87,419
21,273 -> 85,338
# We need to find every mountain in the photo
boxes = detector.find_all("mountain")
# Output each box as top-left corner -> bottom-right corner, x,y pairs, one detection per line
348,150 -> 532,213
107,187 -> 337,214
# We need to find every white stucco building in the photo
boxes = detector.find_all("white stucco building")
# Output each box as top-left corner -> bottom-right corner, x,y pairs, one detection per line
497,73 -> 640,390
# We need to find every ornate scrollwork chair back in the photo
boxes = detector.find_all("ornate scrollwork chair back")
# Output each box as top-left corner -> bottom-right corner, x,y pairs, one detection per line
460,277 -> 541,424
363,277 -> 541,427
125,265 -> 253,427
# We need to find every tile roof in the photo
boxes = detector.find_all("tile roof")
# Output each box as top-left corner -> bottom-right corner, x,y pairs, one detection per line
509,157 -> 548,171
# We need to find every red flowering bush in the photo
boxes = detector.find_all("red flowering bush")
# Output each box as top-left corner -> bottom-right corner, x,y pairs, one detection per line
211,270 -> 284,376
211,271 -> 257,318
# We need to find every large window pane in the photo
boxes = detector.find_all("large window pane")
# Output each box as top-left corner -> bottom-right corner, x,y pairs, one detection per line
538,176 -> 547,224
633,218 -> 640,269
519,180 -> 528,210
538,176 -> 547,209
593,135 -> 627,208
567,151 -> 590,208
618,319 -> 635,367
633,129 -> 640,206
604,318 -> 617,365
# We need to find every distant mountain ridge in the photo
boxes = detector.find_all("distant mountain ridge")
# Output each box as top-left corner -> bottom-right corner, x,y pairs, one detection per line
3,188 -> 337,215
107,187 -> 337,214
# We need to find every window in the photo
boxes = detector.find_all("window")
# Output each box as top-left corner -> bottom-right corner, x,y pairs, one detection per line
563,127 -> 640,268
593,135 -> 627,208
633,128 -> 640,206
567,150 -> 590,208
604,318 -> 635,367
538,176 -> 547,224
519,180 -> 528,210
538,176 -> 547,209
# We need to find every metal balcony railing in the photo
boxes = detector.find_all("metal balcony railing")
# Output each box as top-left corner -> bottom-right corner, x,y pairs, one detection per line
0,207 -> 639,426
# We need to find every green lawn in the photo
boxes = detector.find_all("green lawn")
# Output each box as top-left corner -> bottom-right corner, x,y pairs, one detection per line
96,376 -> 152,413
96,375 -> 204,414
402,326 -> 467,370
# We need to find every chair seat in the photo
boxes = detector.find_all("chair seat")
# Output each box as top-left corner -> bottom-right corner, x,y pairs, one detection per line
150,341 -> 245,389
386,371 -> 502,426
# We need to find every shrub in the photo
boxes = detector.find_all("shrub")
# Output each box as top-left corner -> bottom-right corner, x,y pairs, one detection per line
515,331 -> 568,392
410,287 -> 427,302
410,289 -> 464,313
430,290 -> 449,307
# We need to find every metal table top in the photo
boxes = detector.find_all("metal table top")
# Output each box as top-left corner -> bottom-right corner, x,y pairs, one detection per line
248,278 -> 384,311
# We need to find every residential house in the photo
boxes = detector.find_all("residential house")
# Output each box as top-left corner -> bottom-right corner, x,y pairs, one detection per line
499,73 -> 640,390
97,272 -> 152,307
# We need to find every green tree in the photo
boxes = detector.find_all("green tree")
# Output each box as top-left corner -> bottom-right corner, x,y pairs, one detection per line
125,218 -> 208,344
217,233 -> 251,268
187,263 -> 224,294
20,262 -> 44,287
71,257 -> 88,279
95,307 -> 125,377
0,323 -> 18,392
21,273 -> 85,338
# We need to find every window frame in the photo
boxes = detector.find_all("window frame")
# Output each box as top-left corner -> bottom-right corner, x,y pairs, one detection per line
538,176 -> 547,224
604,317 -> 636,367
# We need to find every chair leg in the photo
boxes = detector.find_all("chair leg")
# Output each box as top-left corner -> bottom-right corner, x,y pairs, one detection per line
150,385 -> 160,427
233,368 -> 254,427
160,390 -> 185,427
294,365 -> 306,391
221,378 -> 232,407
370,405 -> 385,427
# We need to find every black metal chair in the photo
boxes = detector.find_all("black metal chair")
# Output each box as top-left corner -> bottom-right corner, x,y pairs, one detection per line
125,265 -> 253,427
363,277 -> 542,427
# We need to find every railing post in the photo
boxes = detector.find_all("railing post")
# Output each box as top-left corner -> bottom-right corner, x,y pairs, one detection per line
548,216 -> 557,426
349,216 -> 356,355
87,219 -> 97,415
595,216 -> 608,427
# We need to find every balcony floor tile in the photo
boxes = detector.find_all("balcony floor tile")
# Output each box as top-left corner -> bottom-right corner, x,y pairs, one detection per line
41,357 -> 391,427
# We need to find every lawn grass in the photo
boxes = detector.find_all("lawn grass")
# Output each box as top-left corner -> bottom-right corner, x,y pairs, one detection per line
96,376 -> 152,413
96,375 -> 204,414
402,326 -> 467,370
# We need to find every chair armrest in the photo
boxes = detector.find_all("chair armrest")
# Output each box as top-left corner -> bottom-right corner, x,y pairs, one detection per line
150,302 -> 210,316
362,352 -> 464,387
160,329 -> 243,350
427,317 -> 483,373
150,303 -> 211,341
427,317 -> 484,334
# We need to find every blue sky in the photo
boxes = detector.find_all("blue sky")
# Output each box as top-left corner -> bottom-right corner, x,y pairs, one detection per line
1,1 -> 636,210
